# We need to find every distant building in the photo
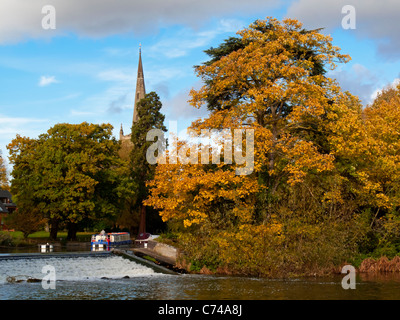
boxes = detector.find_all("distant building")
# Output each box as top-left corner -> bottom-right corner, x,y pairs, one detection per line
119,45 -> 146,143
118,45 -> 147,161
0,190 -> 17,231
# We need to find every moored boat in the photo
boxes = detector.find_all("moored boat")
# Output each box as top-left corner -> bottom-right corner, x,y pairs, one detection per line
91,230 -> 131,250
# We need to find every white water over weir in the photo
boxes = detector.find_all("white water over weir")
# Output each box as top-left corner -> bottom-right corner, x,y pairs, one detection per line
0,252 -> 161,284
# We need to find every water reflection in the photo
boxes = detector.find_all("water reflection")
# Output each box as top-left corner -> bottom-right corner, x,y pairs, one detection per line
3,272 -> 400,300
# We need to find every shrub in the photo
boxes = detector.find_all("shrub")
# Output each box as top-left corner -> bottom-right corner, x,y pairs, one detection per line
0,232 -> 14,246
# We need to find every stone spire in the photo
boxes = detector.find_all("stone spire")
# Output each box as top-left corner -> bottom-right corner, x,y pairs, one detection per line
133,44 -> 146,124
119,123 -> 124,140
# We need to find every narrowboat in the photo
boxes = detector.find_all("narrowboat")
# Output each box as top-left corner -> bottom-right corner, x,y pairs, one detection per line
91,231 -> 131,250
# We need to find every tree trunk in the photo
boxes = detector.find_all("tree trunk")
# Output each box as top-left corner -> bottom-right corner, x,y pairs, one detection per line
67,222 -> 78,241
49,218 -> 59,241
138,205 -> 146,236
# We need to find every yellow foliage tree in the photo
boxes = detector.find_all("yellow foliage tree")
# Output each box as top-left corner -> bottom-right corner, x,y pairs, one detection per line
189,18 -> 350,189
145,17 -> 362,276
146,16 -> 356,226
145,138 -> 259,228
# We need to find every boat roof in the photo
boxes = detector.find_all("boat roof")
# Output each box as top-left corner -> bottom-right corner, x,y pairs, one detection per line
92,232 -> 130,235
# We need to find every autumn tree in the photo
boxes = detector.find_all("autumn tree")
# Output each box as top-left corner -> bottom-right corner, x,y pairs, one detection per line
362,83 -> 400,212
351,84 -> 400,255
185,18 -> 350,222
8,123 -> 125,240
145,138 -> 260,229
146,17 -> 359,276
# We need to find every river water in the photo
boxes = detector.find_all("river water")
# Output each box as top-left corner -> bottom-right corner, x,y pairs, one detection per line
1,251 -> 400,300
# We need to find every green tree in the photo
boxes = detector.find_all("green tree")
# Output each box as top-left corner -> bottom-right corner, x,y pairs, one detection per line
5,207 -> 46,239
8,123 -> 124,240
130,91 -> 167,236
0,151 -> 9,190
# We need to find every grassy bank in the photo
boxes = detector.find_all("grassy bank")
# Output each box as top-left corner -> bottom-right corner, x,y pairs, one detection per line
0,231 -> 93,247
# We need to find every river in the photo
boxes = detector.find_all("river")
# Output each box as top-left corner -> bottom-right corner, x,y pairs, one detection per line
1,250 -> 400,300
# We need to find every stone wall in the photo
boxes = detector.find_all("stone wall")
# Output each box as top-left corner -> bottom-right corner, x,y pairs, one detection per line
150,240 -> 178,261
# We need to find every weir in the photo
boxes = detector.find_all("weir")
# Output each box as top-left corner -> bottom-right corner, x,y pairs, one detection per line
0,251 -> 112,260
112,249 -> 177,275
0,250 -> 176,273
0,249 -> 176,284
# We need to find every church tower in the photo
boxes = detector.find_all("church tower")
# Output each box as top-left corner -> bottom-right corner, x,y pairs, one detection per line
133,44 -> 146,124
120,45 -> 146,142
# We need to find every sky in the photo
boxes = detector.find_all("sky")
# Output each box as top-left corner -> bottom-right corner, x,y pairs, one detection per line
1,0 -> 400,171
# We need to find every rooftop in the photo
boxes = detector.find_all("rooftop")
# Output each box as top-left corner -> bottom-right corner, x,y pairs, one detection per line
0,190 -> 12,199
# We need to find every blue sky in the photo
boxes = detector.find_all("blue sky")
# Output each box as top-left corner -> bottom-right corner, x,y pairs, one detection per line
1,0 -> 400,171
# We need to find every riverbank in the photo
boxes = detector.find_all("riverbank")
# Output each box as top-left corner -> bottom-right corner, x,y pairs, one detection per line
151,236 -> 400,278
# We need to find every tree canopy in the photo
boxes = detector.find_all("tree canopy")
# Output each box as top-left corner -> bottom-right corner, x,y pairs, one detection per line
148,17 -> 352,228
7,122 -> 125,240
0,151 -> 9,190
144,17 -> 386,276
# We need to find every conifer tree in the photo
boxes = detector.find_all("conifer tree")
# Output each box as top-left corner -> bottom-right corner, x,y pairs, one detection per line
130,91 -> 167,236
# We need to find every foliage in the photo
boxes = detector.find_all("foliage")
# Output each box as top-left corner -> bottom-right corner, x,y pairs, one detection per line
3,16 -> 400,275
0,151 -> 9,190
128,91 -> 167,234
131,91 -> 167,199
0,232 -> 14,246
145,17 -> 379,277
145,140 -> 259,228
5,207 -> 46,239
7,122 -> 125,240
176,216 -> 355,277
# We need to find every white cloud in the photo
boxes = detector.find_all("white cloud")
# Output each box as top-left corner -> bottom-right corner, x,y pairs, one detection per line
0,114 -> 51,165
97,69 -> 134,83
0,116 -> 48,133
69,110 -> 97,117
38,75 -> 59,87
163,81 -> 209,122
328,63 -> 381,105
0,0 -> 279,44
148,19 -> 246,59
102,47 -> 135,57
285,0 -> 400,60
370,78 -> 400,102
148,31 -> 215,59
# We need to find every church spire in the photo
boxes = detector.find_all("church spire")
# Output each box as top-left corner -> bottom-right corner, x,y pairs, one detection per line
133,44 -> 146,123
119,123 -> 124,140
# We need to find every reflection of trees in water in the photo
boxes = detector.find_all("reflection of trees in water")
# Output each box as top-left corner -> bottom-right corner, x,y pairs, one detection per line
359,272 -> 400,283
